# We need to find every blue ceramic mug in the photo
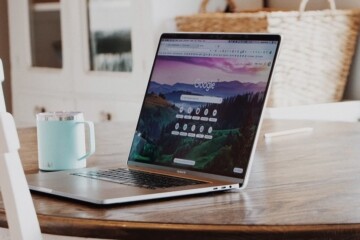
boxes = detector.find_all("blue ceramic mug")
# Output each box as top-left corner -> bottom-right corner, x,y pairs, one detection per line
36,111 -> 95,171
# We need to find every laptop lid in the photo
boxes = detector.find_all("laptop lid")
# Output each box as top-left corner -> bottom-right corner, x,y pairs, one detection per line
128,33 -> 281,186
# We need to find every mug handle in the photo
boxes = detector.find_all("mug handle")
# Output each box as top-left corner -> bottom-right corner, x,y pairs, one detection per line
77,121 -> 95,160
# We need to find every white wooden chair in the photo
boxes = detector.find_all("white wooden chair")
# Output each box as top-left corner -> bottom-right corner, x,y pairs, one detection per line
0,59 -> 43,240
0,59 -> 107,240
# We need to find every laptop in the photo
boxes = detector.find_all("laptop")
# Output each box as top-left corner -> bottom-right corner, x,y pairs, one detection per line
27,33 -> 281,205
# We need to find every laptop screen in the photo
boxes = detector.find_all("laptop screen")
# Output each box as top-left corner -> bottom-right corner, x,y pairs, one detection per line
129,33 -> 280,180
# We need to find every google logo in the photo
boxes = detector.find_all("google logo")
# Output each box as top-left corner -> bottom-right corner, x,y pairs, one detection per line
194,79 -> 215,92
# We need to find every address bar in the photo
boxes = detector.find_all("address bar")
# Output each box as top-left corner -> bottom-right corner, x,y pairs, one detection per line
164,48 -> 210,53
180,95 -> 223,104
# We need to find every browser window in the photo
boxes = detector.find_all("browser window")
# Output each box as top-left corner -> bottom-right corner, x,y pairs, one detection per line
129,37 -> 278,179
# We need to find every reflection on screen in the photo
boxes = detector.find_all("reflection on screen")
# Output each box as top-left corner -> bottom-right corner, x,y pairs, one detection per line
129,37 -> 278,179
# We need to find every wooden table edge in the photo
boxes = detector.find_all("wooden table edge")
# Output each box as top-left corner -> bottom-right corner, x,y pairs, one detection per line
3,211 -> 360,239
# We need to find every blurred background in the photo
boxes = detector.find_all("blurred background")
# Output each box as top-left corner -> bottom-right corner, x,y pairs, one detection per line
1,0 -> 359,127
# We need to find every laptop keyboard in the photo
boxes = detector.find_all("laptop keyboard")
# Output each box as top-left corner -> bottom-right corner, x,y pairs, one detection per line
71,168 -> 206,189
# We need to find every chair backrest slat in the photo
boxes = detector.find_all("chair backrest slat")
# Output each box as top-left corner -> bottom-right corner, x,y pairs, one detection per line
0,58 -> 43,240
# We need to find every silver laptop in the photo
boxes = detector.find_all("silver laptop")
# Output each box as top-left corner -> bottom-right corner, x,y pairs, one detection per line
27,33 -> 281,205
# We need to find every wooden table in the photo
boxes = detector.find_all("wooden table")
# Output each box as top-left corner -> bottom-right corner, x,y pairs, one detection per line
1,119 -> 360,240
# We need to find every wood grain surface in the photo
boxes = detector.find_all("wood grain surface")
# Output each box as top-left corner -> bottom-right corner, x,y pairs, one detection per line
1,119 -> 360,240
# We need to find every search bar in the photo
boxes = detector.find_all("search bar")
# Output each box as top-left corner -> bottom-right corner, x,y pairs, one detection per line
180,95 -> 223,104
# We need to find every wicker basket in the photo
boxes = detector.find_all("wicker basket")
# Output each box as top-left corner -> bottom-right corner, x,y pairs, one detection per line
176,0 -> 360,107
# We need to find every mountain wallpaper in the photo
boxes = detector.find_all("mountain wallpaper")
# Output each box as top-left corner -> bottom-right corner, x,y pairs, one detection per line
129,55 -> 270,178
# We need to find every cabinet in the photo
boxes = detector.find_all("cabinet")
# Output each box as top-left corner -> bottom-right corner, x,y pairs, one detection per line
9,0 -> 147,126
8,0 -> 262,127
